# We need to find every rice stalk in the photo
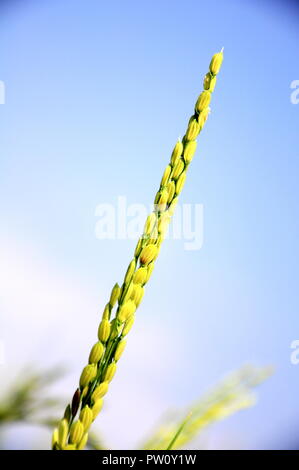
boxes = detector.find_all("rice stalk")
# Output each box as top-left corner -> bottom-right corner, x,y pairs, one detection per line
52,49 -> 224,450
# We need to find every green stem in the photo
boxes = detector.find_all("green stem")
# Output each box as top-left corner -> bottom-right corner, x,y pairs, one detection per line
166,413 -> 192,450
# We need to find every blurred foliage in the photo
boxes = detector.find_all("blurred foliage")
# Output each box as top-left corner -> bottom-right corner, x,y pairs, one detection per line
0,366 -> 106,449
142,365 -> 273,450
0,367 -> 65,427
0,364 -> 272,449
86,432 -> 106,450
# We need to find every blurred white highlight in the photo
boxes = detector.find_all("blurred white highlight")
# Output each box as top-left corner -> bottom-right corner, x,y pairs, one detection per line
0,341 -> 5,364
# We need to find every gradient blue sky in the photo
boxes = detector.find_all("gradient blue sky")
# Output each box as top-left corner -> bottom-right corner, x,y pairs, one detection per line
0,0 -> 299,449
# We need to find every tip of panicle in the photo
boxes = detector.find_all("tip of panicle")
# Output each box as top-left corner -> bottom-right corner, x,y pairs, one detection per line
220,47 -> 224,53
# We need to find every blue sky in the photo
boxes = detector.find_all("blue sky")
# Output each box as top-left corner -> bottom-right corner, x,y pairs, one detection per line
0,0 -> 299,449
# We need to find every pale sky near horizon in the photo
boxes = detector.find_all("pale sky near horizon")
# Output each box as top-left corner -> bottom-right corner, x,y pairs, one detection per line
0,0 -> 299,449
